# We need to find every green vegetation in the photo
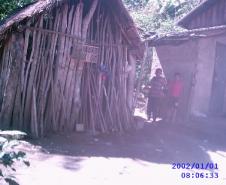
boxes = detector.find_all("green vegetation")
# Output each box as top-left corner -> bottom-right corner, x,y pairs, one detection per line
123,0 -> 202,33
0,132 -> 29,185
0,0 -> 33,20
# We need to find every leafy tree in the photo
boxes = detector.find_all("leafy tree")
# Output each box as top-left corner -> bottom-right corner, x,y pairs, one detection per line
0,0 -> 33,20
123,0 -> 202,33
123,0 -> 149,10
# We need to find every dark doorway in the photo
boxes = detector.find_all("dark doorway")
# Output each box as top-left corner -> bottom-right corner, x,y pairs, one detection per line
209,42 -> 226,115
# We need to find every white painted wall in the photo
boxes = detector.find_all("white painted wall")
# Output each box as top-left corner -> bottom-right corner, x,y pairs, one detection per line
190,35 -> 226,116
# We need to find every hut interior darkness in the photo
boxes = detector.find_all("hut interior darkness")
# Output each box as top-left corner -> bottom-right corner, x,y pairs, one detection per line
0,0 -> 143,137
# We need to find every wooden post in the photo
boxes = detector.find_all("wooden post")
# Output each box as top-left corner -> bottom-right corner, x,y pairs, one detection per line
0,33 -> 24,129
127,52 -> 136,111
133,42 -> 148,114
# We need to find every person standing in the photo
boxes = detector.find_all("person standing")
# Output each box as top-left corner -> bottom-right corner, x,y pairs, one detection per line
147,68 -> 167,122
166,72 -> 183,123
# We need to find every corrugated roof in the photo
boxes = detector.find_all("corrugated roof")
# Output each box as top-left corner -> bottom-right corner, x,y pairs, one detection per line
147,25 -> 226,46
177,0 -> 218,28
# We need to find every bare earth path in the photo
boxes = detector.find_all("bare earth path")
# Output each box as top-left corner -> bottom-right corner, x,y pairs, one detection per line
15,117 -> 226,185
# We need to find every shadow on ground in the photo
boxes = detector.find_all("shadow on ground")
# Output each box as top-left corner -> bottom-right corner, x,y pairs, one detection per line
29,116 -> 226,171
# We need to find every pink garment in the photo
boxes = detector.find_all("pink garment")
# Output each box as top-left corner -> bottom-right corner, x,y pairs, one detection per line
169,80 -> 183,97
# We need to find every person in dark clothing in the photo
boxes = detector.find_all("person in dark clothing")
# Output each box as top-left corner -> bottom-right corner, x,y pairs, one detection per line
147,68 -> 167,122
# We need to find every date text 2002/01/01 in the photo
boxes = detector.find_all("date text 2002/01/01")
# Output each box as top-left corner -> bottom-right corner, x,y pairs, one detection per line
172,163 -> 218,170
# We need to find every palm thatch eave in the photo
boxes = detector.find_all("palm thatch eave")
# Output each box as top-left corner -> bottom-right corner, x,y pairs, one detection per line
0,0 -> 144,59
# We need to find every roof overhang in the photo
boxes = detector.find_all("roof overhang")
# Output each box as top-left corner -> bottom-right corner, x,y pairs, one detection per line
0,0 -> 144,59
147,25 -> 226,46
177,0 -> 218,29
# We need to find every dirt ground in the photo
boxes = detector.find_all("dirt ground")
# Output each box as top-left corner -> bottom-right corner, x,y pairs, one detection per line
11,116 -> 226,185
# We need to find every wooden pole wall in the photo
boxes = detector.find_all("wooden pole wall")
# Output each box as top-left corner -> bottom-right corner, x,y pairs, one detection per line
0,0 -> 135,136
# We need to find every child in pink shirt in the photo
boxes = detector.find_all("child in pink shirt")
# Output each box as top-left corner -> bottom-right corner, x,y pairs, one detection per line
166,72 -> 183,122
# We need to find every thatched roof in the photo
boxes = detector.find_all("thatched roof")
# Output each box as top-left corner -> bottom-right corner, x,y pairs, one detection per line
147,25 -> 226,46
0,0 -> 144,58
178,0 -> 218,28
